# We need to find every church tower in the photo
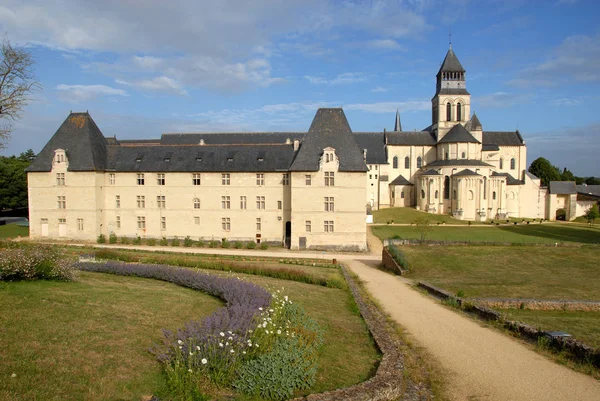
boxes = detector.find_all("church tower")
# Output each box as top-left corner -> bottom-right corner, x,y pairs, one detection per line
431,45 -> 471,141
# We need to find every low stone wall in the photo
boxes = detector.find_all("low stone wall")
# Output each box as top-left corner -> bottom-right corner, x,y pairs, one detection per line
381,247 -> 408,275
472,298 -> 600,312
384,238 -> 585,248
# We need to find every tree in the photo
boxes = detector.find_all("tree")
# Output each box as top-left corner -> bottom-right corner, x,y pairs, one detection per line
1,37 -> 40,149
0,149 -> 34,211
584,204 -> 598,226
414,216 -> 433,243
560,167 -> 575,182
584,177 -> 600,185
528,157 -> 561,186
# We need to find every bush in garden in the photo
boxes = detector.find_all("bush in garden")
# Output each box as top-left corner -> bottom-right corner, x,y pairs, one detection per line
221,239 -> 231,249
1,244 -> 76,281
171,236 -> 180,247
146,238 -> 157,246
259,243 -> 269,250
183,236 -> 194,247
120,236 -> 131,245
108,232 -> 118,244
159,237 -> 169,246
234,242 -> 243,249
387,244 -> 408,270
97,234 -> 106,244
246,241 -> 256,249
196,240 -> 206,248
133,235 -> 142,245
208,241 -> 219,248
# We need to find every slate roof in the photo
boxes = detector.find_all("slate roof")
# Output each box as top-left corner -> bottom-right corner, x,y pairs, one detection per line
482,144 -> 500,151
436,88 -> 470,96
453,169 -> 481,177
421,169 -> 440,176
482,131 -> 524,146
390,174 -> 412,185
491,172 -> 523,185
549,181 -> 577,194
354,132 -> 388,164
427,159 -> 493,167
394,110 -> 402,132
438,124 -> 480,144
386,131 -> 437,146
438,47 -> 465,73
290,108 -> 367,172
26,112 -> 107,172
576,185 -> 600,197
465,114 -> 482,131
161,132 -> 305,145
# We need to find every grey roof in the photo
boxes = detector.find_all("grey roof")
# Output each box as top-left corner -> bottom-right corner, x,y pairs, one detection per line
394,110 -> 402,132
26,112 -> 107,172
354,132 -> 388,164
576,185 -> 600,197
106,144 -> 295,172
453,169 -> 481,177
549,181 -> 577,194
390,174 -> 412,185
465,114 -> 482,131
289,108 -> 367,172
482,131 -> 524,146
427,159 -> 493,167
161,132 -> 305,145
491,172 -> 523,185
436,88 -> 470,96
482,144 -> 500,151
438,47 -> 465,73
421,169 -> 440,176
386,131 -> 436,146
524,171 -> 539,181
438,124 -> 480,144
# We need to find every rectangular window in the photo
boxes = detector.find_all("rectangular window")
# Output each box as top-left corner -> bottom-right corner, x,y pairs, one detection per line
222,217 -> 231,231
240,196 -> 247,209
325,172 -> 335,186
277,200 -> 282,210
57,196 -> 66,209
192,173 -> 201,186
256,173 -> 264,186
137,173 -> 145,185
324,197 -> 334,212
194,216 -> 200,225
58,218 -> 66,224
161,217 -> 166,230
256,218 -> 262,231
157,195 -> 166,208
221,196 -> 231,209
306,220 -> 311,232
256,196 -> 265,209
282,173 -> 290,185
56,173 -> 65,186
116,216 -> 121,229
137,195 -> 145,208
305,174 -> 311,186
115,195 -> 120,208
137,216 -> 146,229
157,173 -> 165,185
222,173 -> 230,185
109,173 -> 115,185
77,218 -> 84,231
324,220 -> 334,233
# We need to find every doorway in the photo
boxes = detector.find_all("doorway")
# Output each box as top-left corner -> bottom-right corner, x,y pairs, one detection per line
285,221 -> 291,249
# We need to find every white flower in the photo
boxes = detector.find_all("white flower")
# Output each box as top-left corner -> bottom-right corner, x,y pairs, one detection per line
269,309 -> 274,312
177,340 -> 183,345
196,346 -> 200,351
178,346 -> 182,349
284,296 -> 288,301
277,330 -> 281,335
188,369 -> 193,373
242,351 -> 246,355
255,344 -> 259,348
189,351 -> 194,356
230,349 -> 235,353
265,330 -> 269,334
219,332 -> 225,337
258,307 -> 263,311
201,358 -> 208,365
228,331 -> 232,334
226,342 -> 229,346
228,336 -> 233,341
11,373 -> 16,378
219,342 -> 223,347
262,322 -> 267,328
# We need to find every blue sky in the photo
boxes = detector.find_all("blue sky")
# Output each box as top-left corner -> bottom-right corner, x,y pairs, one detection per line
1,0 -> 599,176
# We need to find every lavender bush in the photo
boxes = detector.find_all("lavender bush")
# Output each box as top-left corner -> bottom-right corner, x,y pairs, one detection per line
0,244 -> 76,281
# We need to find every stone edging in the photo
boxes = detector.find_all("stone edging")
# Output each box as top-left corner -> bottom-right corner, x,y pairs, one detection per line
417,281 -> 600,369
381,247 -> 408,275
471,298 -> 600,312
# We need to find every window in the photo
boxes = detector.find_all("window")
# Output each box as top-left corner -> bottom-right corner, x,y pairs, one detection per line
194,216 -> 200,225
277,200 -> 282,210
510,158 -> 516,170
116,216 -> 121,229
493,191 -> 497,200
157,173 -> 165,185
109,173 -> 115,185
401,191 -> 405,199
404,156 -> 410,169
192,173 -> 201,185
461,152 -> 466,159
137,173 -> 145,185
457,103 -> 462,121
325,172 -> 335,186
421,190 -> 425,199
56,173 -> 65,186
222,173 -> 230,185
324,220 -> 334,233
137,195 -> 145,208
435,190 -> 439,199
256,218 -> 262,231
453,190 -> 457,200
417,157 -> 422,168
499,158 -> 504,169
115,195 -> 120,208
193,197 -> 200,209
157,195 -> 166,208
369,174 -> 372,179
256,196 -> 265,209
222,217 -> 231,231
221,196 -> 231,209
137,216 -> 146,229
256,173 -> 264,186
57,196 -> 66,209
306,220 -> 311,232
77,218 -> 83,231
393,156 -> 398,169
444,176 -> 450,199
161,217 -> 166,230
240,196 -> 247,209
282,173 -> 290,185
324,197 -> 334,212
58,218 -> 66,224
305,175 -> 312,185
445,151 -> 449,160
446,102 -> 452,121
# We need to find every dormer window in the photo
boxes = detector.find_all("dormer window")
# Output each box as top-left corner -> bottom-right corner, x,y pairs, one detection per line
164,158 -> 170,162
53,149 -> 68,165
136,157 -> 142,163
323,147 -> 336,164
257,157 -> 264,162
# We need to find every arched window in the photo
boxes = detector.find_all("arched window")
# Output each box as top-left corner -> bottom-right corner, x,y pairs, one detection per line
499,158 -> 504,169
404,156 -> 410,169
444,176 -> 450,199
510,158 -> 516,170
393,156 -> 398,169
483,177 -> 487,199
468,190 -> 474,200
446,102 -> 452,121
461,151 -> 466,159
456,103 -> 462,121
435,190 -> 439,199
417,156 -> 422,168
193,198 -> 200,209
492,191 -> 497,200
421,189 -> 426,199
445,151 -> 449,160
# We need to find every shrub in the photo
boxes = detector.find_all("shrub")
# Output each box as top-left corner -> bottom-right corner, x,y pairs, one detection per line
183,236 -> 194,247
146,238 -> 157,246
109,232 -> 118,244
234,241 -> 243,249
246,241 -> 257,249
159,237 -> 168,246
259,243 -> 269,250
221,239 -> 231,249
387,244 -> 408,270
120,236 -> 131,245
171,236 -> 180,247
196,240 -> 206,248
1,244 -> 76,281
208,240 -> 219,248
133,235 -> 142,245
97,234 -> 106,244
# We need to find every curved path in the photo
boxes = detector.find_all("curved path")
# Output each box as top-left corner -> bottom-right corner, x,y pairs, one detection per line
344,257 -> 600,401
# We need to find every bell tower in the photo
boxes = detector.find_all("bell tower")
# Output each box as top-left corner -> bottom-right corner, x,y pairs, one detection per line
431,45 -> 471,141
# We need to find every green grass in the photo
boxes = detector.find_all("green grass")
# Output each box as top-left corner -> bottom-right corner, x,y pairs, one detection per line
0,223 -> 28,239
373,207 -> 473,225
371,223 -> 600,244
501,309 -> 600,349
402,246 -> 600,300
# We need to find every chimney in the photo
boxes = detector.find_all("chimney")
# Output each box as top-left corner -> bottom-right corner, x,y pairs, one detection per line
293,139 -> 300,151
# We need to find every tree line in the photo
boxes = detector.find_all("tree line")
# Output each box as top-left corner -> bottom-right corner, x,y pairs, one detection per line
528,157 -> 599,187
0,149 -> 35,211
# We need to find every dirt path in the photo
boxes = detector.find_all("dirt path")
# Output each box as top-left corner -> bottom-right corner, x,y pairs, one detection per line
344,258 -> 600,401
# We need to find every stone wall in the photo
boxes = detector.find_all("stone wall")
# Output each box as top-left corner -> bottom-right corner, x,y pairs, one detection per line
381,247 -> 408,275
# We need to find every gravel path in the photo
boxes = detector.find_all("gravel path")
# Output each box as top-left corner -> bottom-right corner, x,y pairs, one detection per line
344,258 -> 600,401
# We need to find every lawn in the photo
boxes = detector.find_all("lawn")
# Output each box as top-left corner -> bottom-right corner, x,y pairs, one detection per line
0,223 -> 28,239
372,222 -> 600,244
373,207 -> 473,225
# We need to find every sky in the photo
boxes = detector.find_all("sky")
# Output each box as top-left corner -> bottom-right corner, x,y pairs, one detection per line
0,0 -> 599,176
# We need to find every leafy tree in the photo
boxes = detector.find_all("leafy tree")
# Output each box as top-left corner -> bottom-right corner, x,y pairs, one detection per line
528,157 -> 561,186
414,216 -> 433,243
560,167 -> 575,182
0,149 -> 34,210
1,37 -> 41,148
584,177 -> 600,185
584,204 -> 598,226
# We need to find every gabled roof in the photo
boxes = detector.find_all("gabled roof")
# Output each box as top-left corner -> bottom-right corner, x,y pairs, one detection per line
161,132 -> 305,145
549,181 -> 577,194
482,131 -> 524,146
26,112 -> 107,172
438,47 -> 465,73
576,185 -> 600,197
386,131 -> 437,146
390,174 -> 412,185
428,159 -> 493,167
354,132 -> 387,164
421,169 -> 440,176
465,114 -> 482,131
491,172 -> 523,185
453,169 -> 481,177
438,124 -> 480,144
289,108 -> 367,172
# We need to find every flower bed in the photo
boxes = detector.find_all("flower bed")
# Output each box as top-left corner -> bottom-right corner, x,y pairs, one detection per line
0,242 -> 75,281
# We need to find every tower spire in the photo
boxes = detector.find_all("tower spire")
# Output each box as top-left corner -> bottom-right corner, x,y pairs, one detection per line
449,29 -> 452,48
394,109 -> 402,132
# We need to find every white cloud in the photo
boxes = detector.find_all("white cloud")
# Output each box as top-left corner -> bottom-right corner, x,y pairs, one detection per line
477,92 -> 533,108
55,84 -> 128,102
550,98 -> 582,107
358,39 -> 406,51
344,101 -> 430,114
117,77 -> 187,96
305,72 -> 367,85
371,86 -> 388,93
